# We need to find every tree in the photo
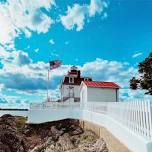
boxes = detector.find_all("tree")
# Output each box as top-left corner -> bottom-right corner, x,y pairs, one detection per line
130,52 -> 152,95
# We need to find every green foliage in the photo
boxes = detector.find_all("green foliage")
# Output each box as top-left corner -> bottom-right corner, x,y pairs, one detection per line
130,52 -> 152,95
16,116 -> 27,129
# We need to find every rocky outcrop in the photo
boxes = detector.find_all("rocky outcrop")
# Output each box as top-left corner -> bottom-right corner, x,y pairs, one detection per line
56,133 -> 75,151
0,115 -> 109,152
0,114 -> 28,152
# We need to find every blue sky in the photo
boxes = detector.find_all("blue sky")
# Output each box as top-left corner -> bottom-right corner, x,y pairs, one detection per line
0,0 -> 152,107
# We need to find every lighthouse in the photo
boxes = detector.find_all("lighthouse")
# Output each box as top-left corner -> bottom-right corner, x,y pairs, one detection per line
61,66 -> 92,102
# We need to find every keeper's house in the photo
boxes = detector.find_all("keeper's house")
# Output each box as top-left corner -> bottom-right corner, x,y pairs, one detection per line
80,81 -> 120,103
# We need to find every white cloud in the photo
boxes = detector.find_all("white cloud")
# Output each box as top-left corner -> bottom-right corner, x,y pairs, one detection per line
0,50 -> 69,92
120,89 -> 152,101
16,51 -> 32,66
60,0 -> 108,31
60,4 -> 87,31
34,48 -> 39,53
49,39 -> 55,45
0,0 -> 55,46
0,50 -> 145,101
0,51 -> 148,103
132,52 -> 143,58
89,0 -> 108,17
81,58 -> 136,87
0,46 -> 11,58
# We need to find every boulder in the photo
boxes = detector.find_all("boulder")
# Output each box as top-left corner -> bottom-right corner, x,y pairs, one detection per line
0,131 -> 27,152
70,125 -> 83,135
0,142 -> 11,152
56,133 -> 75,151
51,126 -> 63,140
0,115 -> 109,152
30,137 -> 54,152
89,138 -> 109,152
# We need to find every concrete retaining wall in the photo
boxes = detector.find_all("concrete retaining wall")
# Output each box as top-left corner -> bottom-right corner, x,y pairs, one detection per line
79,120 -> 132,152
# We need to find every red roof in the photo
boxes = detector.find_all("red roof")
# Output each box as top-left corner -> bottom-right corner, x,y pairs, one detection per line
83,81 -> 120,89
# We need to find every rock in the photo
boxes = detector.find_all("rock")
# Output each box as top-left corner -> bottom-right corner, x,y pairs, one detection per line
0,141 -> 11,152
89,138 -> 109,152
0,131 -> 27,152
51,126 -> 63,140
30,137 -> 54,152
71,130 -> 99,152
0,115 -> 109,152
26,135 -> 42,150
0,115 -> 28,152
0,115 -> 16,128
70,126 -> 83,135
56,133 -> 75,151
0,114 -> 17,132
79,130 -> 98,145
70,134 -> 81,146
44,144 -> 57,152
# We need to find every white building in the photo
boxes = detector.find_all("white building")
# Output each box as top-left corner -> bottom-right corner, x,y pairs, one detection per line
61,66 -> 92,102
80,81 -> 120,103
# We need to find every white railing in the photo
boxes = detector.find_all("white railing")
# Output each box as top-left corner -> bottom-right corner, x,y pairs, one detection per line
83,100 -> 152,141
30,101 -> 80,109
30,100 -> 152,140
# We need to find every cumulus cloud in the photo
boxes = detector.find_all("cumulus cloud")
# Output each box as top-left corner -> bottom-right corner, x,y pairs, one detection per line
16,51 -> 32,66
0,73 -> 47,90
0,46 -> 11,59
2,54 -> 139,100
132,52 -> 143,58
0,50 -> 69,92
89,0 -> 108,17
60,0 -> 108,31
0,49 -> 148,103
0,0 -> 55,46
81,58 -> 135,87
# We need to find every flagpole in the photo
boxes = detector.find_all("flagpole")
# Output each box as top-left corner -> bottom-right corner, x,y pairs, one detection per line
47,69 -> 49,102
49,69 -> 51,102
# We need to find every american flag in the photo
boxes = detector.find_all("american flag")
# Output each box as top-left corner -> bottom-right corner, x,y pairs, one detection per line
49,60 -> 62,70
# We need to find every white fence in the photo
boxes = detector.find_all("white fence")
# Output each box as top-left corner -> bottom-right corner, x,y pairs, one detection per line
30,101 -> 80,109
29,100 -> 152,152
83,100 -> 152,141
30,100 -> 152,141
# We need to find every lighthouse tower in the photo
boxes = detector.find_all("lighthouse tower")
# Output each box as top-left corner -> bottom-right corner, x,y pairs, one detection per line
61,66 -> 92,102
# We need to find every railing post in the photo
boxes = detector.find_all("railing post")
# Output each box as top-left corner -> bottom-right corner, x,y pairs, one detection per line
148,101 -> 152,140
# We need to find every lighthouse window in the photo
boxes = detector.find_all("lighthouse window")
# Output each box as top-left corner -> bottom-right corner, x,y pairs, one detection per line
69,77 -> 74,83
